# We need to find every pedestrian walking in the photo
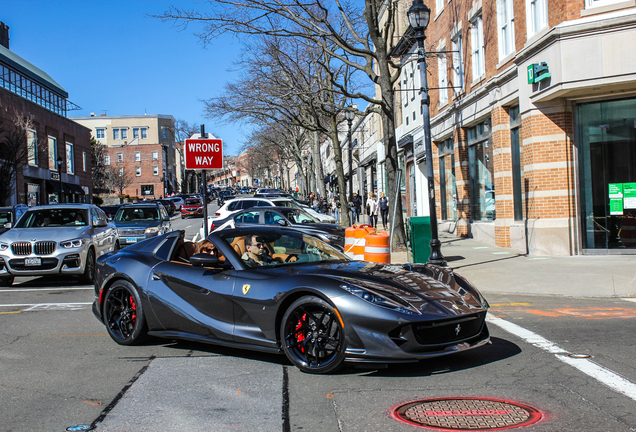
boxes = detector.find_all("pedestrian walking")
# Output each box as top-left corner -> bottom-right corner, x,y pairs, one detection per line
366,192 -> 379,228
352,192 -> 362,223
378,192 -> 389,229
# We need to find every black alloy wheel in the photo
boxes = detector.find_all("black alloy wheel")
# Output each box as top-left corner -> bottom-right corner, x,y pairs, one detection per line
103,280 -> 148,345
281,296 -> 346,374
81,248 -> 95,284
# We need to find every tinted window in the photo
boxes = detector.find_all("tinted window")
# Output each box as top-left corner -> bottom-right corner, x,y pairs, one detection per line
240,200 -> 258,209
256,201 -> 273,207
235,210 -> 260,224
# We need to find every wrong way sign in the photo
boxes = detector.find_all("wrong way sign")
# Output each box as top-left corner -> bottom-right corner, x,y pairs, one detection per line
184,138 -> 223,170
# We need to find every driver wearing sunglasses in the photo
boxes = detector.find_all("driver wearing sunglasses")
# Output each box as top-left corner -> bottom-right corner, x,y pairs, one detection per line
243,234 -> 274,267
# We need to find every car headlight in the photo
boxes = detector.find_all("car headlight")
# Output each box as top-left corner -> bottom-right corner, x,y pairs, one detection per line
60,238 -> 85,248
145,227 -> 160,234
340,284 -> 420,315
0,242 -> 8,251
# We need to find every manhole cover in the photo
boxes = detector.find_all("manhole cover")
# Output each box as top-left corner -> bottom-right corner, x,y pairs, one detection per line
392,397 -> 542,430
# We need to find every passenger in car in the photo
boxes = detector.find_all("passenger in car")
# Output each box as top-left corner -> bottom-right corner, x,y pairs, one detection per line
195,239 -> 218,257
243,234 -> 274,267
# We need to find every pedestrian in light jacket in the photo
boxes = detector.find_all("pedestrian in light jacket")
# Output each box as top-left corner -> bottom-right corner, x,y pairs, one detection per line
366,192 -> 379,228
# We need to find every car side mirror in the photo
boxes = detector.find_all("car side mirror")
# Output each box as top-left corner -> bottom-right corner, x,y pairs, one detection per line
277,219 -> 289,226
94,219 -> 108,227
4,222 -> 11,229
190,253 -> 231,269
163,216 -> 171,222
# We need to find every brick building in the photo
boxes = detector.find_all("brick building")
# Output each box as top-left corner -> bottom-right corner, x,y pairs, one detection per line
393,0 -> 636,255
72,114 -> 176,199
0,23 -> 91,206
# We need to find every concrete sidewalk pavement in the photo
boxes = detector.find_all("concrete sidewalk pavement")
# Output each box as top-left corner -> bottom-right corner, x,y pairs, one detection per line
391,233 -> 636,298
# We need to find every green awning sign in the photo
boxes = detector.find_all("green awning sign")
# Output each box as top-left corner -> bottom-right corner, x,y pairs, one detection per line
527,62 -> 550,84
609,183 -> 623,215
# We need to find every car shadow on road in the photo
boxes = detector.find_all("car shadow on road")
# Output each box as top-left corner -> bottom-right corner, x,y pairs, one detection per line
152,336 -> 520,377
341,336 -> 521,377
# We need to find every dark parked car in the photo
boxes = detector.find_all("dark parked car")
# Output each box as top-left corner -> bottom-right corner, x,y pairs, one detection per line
217,190 -> 235,206
0,205 -> 29,235
92,227 -> 490,374
99,205 -> 122,220
151,199 -> 176,215
113,203 -> 172,247
210,207 -> 345,247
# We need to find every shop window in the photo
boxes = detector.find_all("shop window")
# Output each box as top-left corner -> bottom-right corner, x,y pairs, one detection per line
438,138 -> 457,220
467,119 -> 495,221
509,106 -> 523,221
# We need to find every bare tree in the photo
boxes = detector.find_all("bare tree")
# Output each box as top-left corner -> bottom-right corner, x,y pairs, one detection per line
0,112 -> 45,206
107,166 -> 135,197
91,137 -> 110,194
156,0 -> 408,245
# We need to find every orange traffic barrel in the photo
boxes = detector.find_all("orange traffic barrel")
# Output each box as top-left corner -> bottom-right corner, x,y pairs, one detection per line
344,226 -> 356,258
353,224 -> 373,260
364,230 -> 391,263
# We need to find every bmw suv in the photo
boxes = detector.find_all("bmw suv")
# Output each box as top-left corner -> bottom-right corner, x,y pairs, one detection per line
0,204 -> 118,286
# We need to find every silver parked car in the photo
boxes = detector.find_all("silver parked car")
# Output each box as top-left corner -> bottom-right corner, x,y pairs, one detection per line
0,204 -> 119,286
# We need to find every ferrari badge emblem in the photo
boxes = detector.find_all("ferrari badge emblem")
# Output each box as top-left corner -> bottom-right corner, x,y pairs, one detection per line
242,284 -> 250,295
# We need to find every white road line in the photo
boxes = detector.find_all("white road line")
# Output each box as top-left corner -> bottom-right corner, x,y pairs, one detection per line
0,302 -> 92,308
487,315 -> 636,401
0,287 -> 93,292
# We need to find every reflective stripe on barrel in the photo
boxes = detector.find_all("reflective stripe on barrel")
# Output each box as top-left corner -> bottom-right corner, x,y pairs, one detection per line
345,226 -> 356,258
364,230 -> 390,263
353,225 -> 373,260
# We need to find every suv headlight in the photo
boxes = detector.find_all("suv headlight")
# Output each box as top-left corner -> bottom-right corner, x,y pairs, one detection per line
145,227 -> 160,234
60,238 -> 85,248
340,284 -> 420,315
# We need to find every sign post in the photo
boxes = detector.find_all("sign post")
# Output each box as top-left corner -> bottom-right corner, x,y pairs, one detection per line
185,130 -> 223,238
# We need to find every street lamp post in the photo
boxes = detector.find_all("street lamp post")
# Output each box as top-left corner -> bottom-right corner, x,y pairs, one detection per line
344,109 -> 354,223
56,156 -> 64,204
408,0 -> 446,266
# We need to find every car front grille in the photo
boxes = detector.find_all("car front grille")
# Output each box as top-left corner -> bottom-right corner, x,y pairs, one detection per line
34,241 -> 56,255
118,229 -> 146,236
412,312 -> 486,346
11,241 -> 57,256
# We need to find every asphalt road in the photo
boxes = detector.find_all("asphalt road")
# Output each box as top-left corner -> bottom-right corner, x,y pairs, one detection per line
2,203 -> 636,431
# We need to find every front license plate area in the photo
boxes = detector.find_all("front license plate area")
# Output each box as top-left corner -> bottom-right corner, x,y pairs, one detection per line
25,257 -> 41,266
126,237 -> 138,243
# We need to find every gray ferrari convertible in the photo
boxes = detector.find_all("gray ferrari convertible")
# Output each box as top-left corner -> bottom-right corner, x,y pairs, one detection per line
92,227 -> 490,374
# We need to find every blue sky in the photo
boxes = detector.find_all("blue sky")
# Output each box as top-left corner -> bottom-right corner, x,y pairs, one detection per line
3,0 -> 248,155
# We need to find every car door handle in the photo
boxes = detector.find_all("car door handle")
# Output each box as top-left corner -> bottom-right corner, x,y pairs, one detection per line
152,273 -> 161,281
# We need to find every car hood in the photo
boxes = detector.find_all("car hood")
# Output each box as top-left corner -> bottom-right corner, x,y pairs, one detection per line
268,261 -> 486,316
115,221 -> 159,229
0,226 -> 90,242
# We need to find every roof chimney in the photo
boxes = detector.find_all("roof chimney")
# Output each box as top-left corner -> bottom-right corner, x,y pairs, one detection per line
0,22 -> 9,49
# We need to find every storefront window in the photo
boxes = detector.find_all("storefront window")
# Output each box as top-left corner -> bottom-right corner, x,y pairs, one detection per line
438,138 -> 457,221
467,119 -> 495,221
578,98 -> 636,250
510,106 -> 523,221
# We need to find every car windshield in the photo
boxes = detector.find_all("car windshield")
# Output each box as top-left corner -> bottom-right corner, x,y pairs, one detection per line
185,199 -> 202,206
15,209 -> 88,228
222,230 -> 348,268
282,209 -> 320,224
115,207 -> 160,222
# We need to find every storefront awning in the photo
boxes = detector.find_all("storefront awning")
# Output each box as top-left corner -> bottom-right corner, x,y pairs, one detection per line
46,181 -> 85,195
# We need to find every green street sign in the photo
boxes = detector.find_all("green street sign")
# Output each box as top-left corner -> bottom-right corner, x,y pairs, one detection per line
527,62 -> 550,84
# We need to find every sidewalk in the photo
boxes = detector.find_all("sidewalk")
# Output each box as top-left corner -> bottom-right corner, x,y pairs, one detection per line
391,233 -> 636,298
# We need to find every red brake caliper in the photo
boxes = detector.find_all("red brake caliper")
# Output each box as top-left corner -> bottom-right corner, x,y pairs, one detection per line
129,296 -> 137,323
295,313 -> 307,352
